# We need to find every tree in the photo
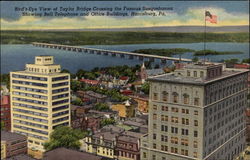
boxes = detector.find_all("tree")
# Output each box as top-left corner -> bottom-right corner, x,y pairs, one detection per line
141,82 -> 150,94
43,126 -> 87,151
71,80 -> 84,92
94,103 -> 110,111
100,118 -> 116,127
224,58 -> 239,64
242,58 -> 250,64
72,97 -> 84,106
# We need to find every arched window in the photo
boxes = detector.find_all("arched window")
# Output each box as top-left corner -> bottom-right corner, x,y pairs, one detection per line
183,93 -> 189,104
172,92 -> 179,103
162,91 -> 168,102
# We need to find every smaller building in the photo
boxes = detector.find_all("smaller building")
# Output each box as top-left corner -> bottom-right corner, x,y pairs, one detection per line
129,95 -> 149,114
84,91 -> 107,103
116,131 -> 144,160
0,95 -> 11,131
111,100 -> 136,120
1,131 -> 27,159
43,147 -> 104,160
79,78 -> 100,86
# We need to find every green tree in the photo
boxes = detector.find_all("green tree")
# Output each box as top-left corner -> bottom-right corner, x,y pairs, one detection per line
100,118 -> 116,127
141,82 -> 150,94
94,103 -> 110,111
242,58 -> 250,64
71,80 -> 84,92
224,58 -> 239,64
43,126 -> 87,151
72,97 -> 84,106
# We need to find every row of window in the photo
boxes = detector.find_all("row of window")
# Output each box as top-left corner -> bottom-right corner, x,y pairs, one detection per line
52,88 -> 68,94
12,80 -> 47,87
13,91 -> 47,100
160,106 -> 199,115
52,105 -> 69,112
14,119 -> 48,129
52,110 -> 69,118
52,76 -> 69,81
13,113 -> 48,124
12,74 -> 47,81
52,99 -> 69,106
14,124 -> 48,135
158,125 -> 196,136
26,67 -> 60,73
52,82 -> 69,88
13,102 -> 48,111
52,93 -> 69,100
13,97 -> 48,106
153,92 -> 200,105
13,86 -> 47,94
53,116 -> 69,124
13,108 -> 48,117
14,130 -> 48,141
153,114 -> 199,126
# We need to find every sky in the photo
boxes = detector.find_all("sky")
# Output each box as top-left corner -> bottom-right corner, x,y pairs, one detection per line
1,1 -> 249,30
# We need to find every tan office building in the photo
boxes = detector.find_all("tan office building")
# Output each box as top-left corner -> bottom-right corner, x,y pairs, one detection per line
141,63 -> 248,160
10,56 -> 70,158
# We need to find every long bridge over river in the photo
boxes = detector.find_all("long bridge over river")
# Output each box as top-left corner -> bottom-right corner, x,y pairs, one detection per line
32,42 -> 192,63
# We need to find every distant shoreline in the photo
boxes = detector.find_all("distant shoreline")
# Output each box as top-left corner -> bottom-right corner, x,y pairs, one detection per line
1,31 -> 249,45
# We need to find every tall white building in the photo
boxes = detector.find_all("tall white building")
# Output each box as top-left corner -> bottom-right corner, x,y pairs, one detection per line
10,56 -> 70,158
141,63 -> 248,160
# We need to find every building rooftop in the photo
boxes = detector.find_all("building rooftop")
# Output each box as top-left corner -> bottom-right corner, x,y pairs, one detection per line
85,91 -> 107,99
1,131 -> 26,142
6,154 -> 37,160
148,68 -> 249,85
43,147 -> 104,160
93,131 -> 121,141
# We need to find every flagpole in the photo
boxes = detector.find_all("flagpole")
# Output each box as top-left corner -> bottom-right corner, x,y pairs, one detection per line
203,10 -> 207,64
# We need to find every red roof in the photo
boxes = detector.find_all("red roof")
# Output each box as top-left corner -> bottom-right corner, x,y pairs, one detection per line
121,90 -> 133,95
79,79 -> 99,85
1,95 -> 10,105
234,64 -> 250,69
120,76 -> 129,80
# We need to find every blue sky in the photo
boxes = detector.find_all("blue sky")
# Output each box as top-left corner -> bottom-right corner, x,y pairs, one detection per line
1,1 -> 249,30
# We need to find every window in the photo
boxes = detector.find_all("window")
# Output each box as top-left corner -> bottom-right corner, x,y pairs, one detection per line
171,117 -> 178,123
182,109 -> 189,114
194,71 -> 197,77
161,125 -> 168,132
52,76 -> 69,81
194,98 -> 199,106
171,127 -> 178,134
171,137 -> 178,144
194,152 -> 198,158
172,92 -> 179,103
200,71 -> 204,77
181,149 -> 189,156
153,143 -> 156,149
153,114 -> 157,120
161,115 -> 168,122
153,105 -> 157,110
161,145 -> 168,152
162,106 -> 168,111
181,139 -> 188,146
194,120 -> 198,126
153,93 -> 158,100
194,110 -> 198,115
187,70 -> 190,77
153,124 -> 157,129
181,129 -> 189,135
162,91 -> 168,102
182,118 -> 189,125
171,147 -> 178,153
171,107 -> 179,113
194,141 -> 198,148
194,131 -> 198,137
183,94 -> 189,104
143,152 -> 147,158
161,135 -> 168,142
52,82 -> 69,88
153,134 -> 157,140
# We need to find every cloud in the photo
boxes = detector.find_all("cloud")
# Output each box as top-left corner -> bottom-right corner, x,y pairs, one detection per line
1,6 -> 249,30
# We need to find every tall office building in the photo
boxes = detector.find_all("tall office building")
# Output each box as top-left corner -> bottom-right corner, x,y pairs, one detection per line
141,63 -> 248,160
10,56 -> 70,158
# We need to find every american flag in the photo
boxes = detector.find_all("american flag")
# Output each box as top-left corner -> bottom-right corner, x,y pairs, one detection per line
205,11 -> 217,24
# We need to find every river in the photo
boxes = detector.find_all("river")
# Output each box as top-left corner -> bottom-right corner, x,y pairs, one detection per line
1,42 -> 249,74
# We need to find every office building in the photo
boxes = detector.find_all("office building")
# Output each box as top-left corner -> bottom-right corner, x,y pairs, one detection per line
10,56 -> 70,158
141,63 -> 248,160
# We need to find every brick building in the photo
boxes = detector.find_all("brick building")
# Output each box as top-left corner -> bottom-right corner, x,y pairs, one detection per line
0,95 -> 11,131
1,131 -> 27,159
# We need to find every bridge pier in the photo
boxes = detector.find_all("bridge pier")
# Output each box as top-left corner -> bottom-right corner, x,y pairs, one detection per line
129,55 -> 134,59
97,51 -> 101,55
112,53 -> 116,57
120,54 -> 125,58
149,57 -> 155,62
77,49 -> 82,52
139,56 -> 144,61
104,52 -> 109,56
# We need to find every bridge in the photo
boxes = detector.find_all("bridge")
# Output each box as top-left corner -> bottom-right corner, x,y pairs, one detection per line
32,42 -> 192,63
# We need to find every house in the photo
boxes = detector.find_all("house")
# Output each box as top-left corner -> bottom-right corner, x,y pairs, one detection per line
79,78 -> 100,86
71,104 -> 93,118
85,126 -> 124,159
116,131 -> 144,160
43,147 -> 104,160
1,131 -> 27,159
119,76 -> 129,85
84,91 -> 107,103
